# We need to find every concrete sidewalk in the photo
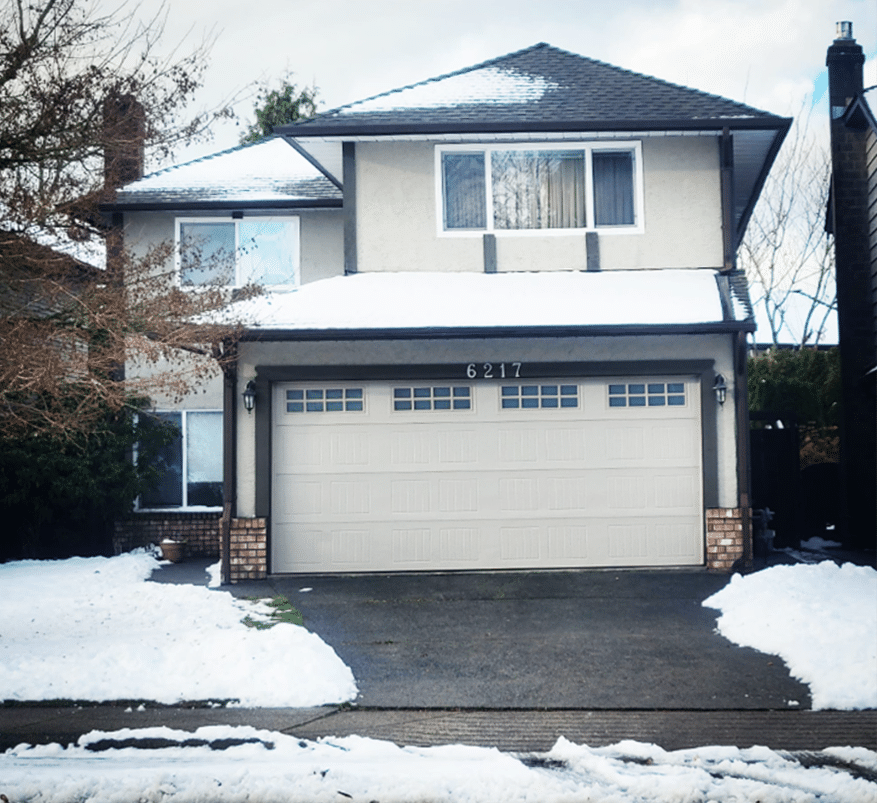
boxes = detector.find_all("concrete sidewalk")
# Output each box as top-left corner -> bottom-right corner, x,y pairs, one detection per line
1,704 -> 874,752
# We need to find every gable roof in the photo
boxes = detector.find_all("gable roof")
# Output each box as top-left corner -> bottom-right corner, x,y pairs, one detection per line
278,43 -> 789,138
103,137 -> 342,212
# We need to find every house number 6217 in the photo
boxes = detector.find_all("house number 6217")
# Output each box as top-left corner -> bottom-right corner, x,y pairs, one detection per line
466,362 -> 522,379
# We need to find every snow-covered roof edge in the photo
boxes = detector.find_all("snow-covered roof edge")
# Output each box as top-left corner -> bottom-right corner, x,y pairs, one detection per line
209,269 -> 756,337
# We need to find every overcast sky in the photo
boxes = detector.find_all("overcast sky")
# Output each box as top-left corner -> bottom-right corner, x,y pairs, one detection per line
138,0 -> 877,165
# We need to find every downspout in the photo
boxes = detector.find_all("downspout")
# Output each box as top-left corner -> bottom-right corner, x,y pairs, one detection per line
720,128 -> 753,566
719,128 -> 735,272
220,341 -> 237,585
735,330 -> 753,567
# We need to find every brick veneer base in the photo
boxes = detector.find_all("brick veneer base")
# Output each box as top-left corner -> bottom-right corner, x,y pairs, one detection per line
113,513 -> 221,558
705,508 -> 748,571
229,518 -> 267,581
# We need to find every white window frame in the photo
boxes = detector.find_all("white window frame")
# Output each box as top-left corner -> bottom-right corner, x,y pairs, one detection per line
135,409 -> 224,512
435,141 -> 644,237
175,216 -> 301,288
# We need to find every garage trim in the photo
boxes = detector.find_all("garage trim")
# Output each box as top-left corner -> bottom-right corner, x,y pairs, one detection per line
253,359 -> 720,574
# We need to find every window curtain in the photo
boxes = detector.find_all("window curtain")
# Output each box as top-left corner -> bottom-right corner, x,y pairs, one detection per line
593,151 -> 635,226
492,150 -> 585,229
442,153 -> 486,229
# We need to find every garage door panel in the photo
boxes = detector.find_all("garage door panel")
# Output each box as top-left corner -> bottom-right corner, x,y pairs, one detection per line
272,377 -> 703,572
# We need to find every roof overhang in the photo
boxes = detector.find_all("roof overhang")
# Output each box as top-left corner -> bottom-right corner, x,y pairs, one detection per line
278,117 -> 791,141
240,320 -> 755,343
98,198 -> 342,213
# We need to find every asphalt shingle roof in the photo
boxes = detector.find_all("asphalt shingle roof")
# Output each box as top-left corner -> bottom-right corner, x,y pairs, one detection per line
108,137 -> 341,210
280,43 -> 787,138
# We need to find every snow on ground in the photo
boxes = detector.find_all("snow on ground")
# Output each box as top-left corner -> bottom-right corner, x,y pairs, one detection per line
1,552 -> 875,801
0,550 -> 356,707
703,561 -> 877,710
2,726 -> 875,803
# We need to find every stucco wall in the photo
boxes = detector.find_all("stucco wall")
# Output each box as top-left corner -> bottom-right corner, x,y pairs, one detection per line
353,137 -> 724,273
235,333 -> 740,518
122,208 -> 344,409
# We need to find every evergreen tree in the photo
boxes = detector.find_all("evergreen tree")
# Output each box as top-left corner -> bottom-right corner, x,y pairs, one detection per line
240,78 -> 319,143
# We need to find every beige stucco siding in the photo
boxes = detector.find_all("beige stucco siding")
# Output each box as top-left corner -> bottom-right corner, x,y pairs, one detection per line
121,208 -> 344,409
353,137 -> 724,273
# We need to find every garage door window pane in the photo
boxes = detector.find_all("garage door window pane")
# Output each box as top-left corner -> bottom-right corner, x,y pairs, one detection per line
609,381 -> 686,409
395,386 -> 471,411
501,384 -> 578,410
288,388 -> 364,413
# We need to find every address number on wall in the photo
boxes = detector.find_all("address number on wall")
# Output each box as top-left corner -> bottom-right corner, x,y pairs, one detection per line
465,362 -> 522,379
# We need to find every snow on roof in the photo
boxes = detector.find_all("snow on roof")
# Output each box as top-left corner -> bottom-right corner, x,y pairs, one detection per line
283,43 -> 787,139
114,137 -> 340,206
339,67 -> 560,114
229,269 -> 738,332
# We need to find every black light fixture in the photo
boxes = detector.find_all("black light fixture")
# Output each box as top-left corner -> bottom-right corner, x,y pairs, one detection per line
713,374 -> 728,406
242,380 -> 257,413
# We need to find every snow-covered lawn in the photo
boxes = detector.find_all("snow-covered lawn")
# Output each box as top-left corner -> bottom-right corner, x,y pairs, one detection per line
1,551 -> 875,802
703,561 -> 877,710
0,550 -> 356,706
2,727 -> 876,802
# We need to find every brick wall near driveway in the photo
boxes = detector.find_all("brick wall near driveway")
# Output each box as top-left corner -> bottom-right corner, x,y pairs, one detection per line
113,513 -> 221,558
705,507 -> 746,571
229,518 -> 267,581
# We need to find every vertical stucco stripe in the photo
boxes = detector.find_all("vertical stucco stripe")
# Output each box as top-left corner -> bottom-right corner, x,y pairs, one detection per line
343,142 -> 357,274
483,233 -> 497,273
586,231 -> 600,271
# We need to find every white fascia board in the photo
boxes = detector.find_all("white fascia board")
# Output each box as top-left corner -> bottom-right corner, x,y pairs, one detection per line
288,130 -> 721,144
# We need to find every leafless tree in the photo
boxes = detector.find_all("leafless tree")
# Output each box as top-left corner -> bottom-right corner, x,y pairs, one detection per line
739,102 -> 836,346
0,0 -> 248,438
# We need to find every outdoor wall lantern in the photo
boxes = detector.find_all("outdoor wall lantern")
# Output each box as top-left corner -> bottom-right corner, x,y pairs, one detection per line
242,380 -> 257,413
713,374 -> 728,406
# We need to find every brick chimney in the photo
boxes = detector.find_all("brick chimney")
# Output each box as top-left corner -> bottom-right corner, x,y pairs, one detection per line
103,93 -> 146,192
825,20 -> 876,549
826,21 -> 865,119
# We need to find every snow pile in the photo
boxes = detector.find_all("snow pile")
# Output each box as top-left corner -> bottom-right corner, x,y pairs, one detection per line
704,561 -> 877,710
0,551 -> 356,707
2,727 -> 875,803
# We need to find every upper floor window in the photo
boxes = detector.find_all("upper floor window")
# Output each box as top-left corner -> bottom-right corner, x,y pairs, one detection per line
438,143 -> 641,233
176,217 -> 300,288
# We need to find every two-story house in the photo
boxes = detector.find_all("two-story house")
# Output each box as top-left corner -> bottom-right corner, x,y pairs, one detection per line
107,44 -> 790,580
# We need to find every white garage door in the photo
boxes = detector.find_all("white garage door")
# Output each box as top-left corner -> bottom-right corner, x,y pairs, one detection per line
271,376 -> 703,573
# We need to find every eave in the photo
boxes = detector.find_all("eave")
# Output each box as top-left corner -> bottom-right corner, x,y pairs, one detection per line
98,198 -> 342,213
240,320 -> 756,343
279,116 -> 792,141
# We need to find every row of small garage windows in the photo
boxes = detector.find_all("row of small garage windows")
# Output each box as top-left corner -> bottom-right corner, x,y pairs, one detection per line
285,382 -> 686,414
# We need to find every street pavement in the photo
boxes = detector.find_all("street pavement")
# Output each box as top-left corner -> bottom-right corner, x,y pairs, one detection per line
2,558 -> 875,753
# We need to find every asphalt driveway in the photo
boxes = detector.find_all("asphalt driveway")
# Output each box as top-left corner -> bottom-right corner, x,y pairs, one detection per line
264,569 -> 812,710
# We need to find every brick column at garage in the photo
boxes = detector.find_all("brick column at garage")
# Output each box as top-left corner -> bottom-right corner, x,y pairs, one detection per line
706,508 -> 745,571
229,518 -> 268,581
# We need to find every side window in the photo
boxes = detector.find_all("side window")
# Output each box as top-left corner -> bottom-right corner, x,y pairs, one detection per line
138,411 -> 223,510
177,217 -> 300,288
